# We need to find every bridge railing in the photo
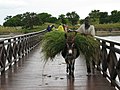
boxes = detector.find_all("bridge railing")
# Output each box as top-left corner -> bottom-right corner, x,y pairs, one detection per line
96,36 -> 120,89
0,30 -> 46,74
0,30 -> 120,89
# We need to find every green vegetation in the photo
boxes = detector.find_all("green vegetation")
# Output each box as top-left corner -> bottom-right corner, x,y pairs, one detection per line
0,24 -> 48,34
3,10 -> 120,29
95,23 -> 120,29
41,31 -> 100,62
1,9 -> 120,35
0,26 -> 22,35
41,31 -> 65,61
3,11 -> 79,29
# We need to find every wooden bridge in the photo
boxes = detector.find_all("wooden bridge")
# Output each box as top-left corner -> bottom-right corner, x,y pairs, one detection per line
0,30 -> 119,90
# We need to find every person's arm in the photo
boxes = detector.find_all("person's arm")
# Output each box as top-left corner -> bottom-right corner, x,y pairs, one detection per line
90,25 -> 95,36
76,24 -> 83,33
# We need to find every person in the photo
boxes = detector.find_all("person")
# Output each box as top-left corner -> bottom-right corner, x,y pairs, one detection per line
50,25 -> 56,31
57,24 -> 65,32
46,25 -> 51,32
63,24 -> 68,32
76,17 -> 96,75
46,24 -> 56,32
76,17 -> 95,36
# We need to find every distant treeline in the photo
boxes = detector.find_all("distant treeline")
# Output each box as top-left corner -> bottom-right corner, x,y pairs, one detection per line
3,10 -> 120,29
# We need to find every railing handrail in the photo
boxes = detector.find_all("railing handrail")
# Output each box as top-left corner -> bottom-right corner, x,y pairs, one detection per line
0,29 -> 46,42
95,36 -> 120,46
0,29 -> 46,74
95,36 -> 120,89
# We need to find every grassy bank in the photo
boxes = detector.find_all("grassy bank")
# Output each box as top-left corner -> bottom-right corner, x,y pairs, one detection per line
95,23 -> 120,29
0,25 -> 48,35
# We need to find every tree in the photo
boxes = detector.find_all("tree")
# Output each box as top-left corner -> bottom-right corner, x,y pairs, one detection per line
3,10 -> 120,28
22,12 -> 38,29
110,10 -> 120,23
66,11 -> 80,25
37,13 -> 52,24
99,12 -> 109,24
4,16 -> 12,21
47,17 -> 58,23
89,10 -> 100,24
3,14 -> 23,27
3,16 -> 12,26
58,14 -> 68,24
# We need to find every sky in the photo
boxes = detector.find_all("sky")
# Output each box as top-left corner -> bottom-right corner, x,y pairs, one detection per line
0,0 -> 120,25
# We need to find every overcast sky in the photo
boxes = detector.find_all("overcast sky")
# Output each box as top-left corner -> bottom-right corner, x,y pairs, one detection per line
0,0 -> 120,25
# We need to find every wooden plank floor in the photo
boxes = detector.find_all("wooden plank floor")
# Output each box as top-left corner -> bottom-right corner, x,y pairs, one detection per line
0,45 -> 116,90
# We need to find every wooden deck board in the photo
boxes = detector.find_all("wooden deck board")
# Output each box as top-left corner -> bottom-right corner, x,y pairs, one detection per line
0,45 -> 116,90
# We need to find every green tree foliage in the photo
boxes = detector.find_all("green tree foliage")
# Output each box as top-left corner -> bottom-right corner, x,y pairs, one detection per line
3,14 -> 23,27
48,17 -> 58,23
22,12 -> 39,29
58,14 -> 68,24
4,16 -> 12,21
89,10 -> 100,24
110,10 -> 120,23
99,12 -> 109,24
88,10 -> 120,24
37,13 -> 52,24
3,10 -> 120,28
66,11 -> 80,25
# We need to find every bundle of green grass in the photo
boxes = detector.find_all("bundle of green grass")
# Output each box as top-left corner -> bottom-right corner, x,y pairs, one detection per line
41,31 -> 100,62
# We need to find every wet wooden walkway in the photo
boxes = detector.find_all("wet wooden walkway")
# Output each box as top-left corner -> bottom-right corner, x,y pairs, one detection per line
0,45 -> 116,90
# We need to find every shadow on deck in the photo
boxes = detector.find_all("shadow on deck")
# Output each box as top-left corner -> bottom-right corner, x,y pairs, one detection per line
0,45 -> 116,90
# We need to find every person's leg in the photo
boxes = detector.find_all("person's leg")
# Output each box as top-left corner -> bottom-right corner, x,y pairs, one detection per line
86,60 -> 91,75
92,60 -> 95,74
